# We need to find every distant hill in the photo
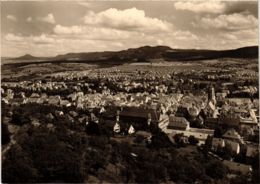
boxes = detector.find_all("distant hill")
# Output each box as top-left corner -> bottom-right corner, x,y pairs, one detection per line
54,45 -> 258,62
14,54 -> 51,61
14,54 -> 40,60
4,45 -> 258,67
163,46 -> 258,61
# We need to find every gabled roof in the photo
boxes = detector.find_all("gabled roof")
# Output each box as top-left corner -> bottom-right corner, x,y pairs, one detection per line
168,116 -> 189,129
219,117 -> 240,126
223,129 -> 242,140
119,106 -> 160,122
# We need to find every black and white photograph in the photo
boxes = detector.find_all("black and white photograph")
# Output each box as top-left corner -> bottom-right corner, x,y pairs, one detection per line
1,0 -> 259,183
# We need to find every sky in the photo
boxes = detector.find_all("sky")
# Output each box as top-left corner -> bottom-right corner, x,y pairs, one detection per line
1,0 -> 258,57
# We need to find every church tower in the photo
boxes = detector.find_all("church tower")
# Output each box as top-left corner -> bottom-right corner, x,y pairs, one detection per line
208,85 -> 216,105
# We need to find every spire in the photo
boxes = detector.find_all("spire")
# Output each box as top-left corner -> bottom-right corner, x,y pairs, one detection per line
208,84 -> 216,105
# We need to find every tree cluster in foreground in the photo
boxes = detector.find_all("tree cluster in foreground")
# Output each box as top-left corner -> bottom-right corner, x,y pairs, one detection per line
2,103 -> 259,183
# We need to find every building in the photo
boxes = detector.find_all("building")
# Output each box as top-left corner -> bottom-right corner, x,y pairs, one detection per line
219,117 -> 240,128
211,138 -> 225,151
222,160 -> 252,175
119,106 -> 168,130
205,117 -> 218,128
223,129 -> 243,144
167,116 -> 190,131
246,144 -> 259,158
166,127 -> 214,145
226,98 -> 252,107
225,140 -> 240,154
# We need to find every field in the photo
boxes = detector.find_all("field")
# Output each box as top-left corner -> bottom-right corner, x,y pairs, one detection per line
1,57 -> 258,82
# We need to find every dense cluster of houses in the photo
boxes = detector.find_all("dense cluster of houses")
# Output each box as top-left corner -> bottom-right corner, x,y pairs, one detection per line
1,65 -> 259,178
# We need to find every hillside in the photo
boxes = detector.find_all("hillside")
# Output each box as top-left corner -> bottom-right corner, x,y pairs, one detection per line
14,54 -> 41,60
3,45 -> 258,67
54,45 -> 258,62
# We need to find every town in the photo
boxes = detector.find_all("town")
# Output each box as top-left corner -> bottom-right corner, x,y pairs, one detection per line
1,1 -> 259,183
2,60 -> 259,183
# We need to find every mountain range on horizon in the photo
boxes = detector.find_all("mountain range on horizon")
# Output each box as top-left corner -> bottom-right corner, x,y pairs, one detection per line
5,45 -> 259,63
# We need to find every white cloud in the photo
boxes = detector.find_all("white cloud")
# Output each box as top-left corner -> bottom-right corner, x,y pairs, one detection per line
198,13 -> 258,30
174,2 -> 226,14
54,24 -> 131,40
30,34 -> 55,44
5,33 -> 54,44
26,17 -> 32,22
54,25 -> 83,35
6,15 -> 17,22
37,13 -> 56,24
77,2 -> 93,8
83,8 -> 173,32
5,33 -> 23,42
173,31 -> 199,41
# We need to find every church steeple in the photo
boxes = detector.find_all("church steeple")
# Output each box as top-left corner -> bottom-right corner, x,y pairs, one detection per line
114,110 -> 121,133
208,84 -> 216,105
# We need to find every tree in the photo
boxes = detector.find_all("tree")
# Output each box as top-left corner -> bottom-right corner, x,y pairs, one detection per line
2,123 -> 10,145
188,136 -> 199,145
85,121 -> 100,135
174,133 -> 186,147
150,131 -> 172,149
202,136 -> 213,157
2,145 -> 38,183
205,160 -> 228,179
11,110 -> 30,126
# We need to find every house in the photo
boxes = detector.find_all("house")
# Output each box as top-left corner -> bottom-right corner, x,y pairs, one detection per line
204,117 -> 218,128
10,98 -> 26,106
69,111 -> 78,118
60,100 -> 72,107
219,117 -> 240,128
167,116 -> 190,131
211,138 -> 225,151
31,118 -> 40,127
187,105 -> 200,118
2,98 -> 9,104
113,122 -> 120,133
240,109 -> 258,127
222,160 -> 252,175
30,93 -> 40,98
246,144 -> 259,158
67,93 -> 77,102
222,129 -> 243,144
55,110 -> 64,117
158,114 -> 169,131
225,140 -> 240,154
48,96 -> 61,106
226,98 -> 252,107
119,106 -> 163,130
165,127 -> 214,145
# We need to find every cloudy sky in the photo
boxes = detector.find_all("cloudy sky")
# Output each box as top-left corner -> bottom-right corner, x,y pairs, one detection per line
1,1 -> 258,57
